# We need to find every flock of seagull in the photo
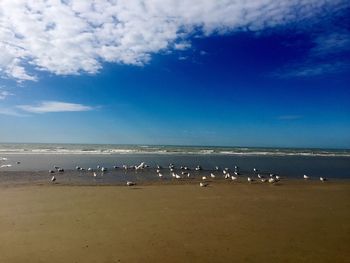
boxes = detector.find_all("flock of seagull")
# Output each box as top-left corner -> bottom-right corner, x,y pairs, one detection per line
48,161 -> 328,186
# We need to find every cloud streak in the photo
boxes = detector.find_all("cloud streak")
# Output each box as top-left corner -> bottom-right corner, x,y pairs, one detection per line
16,101 -> 93,113
277,115 -> 302,120
0,90 -> 12,100
0,0 -> 348,81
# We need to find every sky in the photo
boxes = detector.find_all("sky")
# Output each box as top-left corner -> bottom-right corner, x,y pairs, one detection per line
0,0 -> 349,148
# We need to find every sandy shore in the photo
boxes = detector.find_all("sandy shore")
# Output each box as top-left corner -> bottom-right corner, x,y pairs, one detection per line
0,182 -> 349,263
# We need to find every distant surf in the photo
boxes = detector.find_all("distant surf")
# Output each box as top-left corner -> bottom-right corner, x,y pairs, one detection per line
0,143 -> 349,157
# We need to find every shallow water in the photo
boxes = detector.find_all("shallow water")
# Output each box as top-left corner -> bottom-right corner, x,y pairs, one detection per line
0,153 -> 349,180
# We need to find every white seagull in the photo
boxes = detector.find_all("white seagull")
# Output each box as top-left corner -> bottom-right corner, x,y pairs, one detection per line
210,173 -> 216,178
126,181 -> 135,186
268,178 -> 276,183
200,182 -> 208,187
303,174 -> 309,180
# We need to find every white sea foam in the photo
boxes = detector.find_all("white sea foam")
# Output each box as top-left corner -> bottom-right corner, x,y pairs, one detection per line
0,144 -> 349,157
0,164 -> 12,168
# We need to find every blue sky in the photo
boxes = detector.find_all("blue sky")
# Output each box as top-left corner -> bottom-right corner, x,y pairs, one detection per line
0,0 -> 349,148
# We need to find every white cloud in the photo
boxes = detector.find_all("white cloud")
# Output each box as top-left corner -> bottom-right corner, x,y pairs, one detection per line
17,101 -> 93,113
174,41 -> 191,50
0,90 -> 12,100
0,0 -> 348,81
0,108 -> 27,117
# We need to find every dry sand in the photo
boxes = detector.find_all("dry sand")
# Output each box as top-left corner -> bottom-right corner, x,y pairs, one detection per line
0,181 -> 349,263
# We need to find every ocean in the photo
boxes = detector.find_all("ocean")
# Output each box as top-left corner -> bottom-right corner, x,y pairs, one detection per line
0,143 -> 349,182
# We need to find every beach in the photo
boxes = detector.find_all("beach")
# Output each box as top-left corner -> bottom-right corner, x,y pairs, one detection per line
1,181 -> 349,263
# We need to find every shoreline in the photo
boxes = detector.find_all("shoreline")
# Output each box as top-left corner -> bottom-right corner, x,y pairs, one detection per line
1,170 -> 350,188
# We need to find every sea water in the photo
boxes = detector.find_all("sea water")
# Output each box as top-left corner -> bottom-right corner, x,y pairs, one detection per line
0,143 -> 349,179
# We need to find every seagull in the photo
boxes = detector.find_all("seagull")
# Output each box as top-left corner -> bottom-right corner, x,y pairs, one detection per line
202,176 -> 207,180
257,174 -> 262,179
88,167 -> 93,171
156,169 -> 161,173
101,167 -> 107,172
49,170 -> 55,173
303,175 -> 309,180
97,165 -> 100,169
247,177 -> 253,182
172,172 -> 176,178
261,178 -> 267,183
175,174 -> 181,179
223,170 -> 227,175
170,168 -> 174,172
268,178 -> 276,183
51,176 -> 56,182
158,173 -> 163,178
195,165 -> 202,171
93,172 -> 97,177
126,181 -> 135,186
135,162 -> 145,170
182,171 -> 190,176
234,171 -> 239,176
225,173 -> 231,179
113,165 -> 119,169
210,173 -> 216,178
270,173 -> 274,178
231,176 -> 237,181
253,168 -> 257,173
54,165 -> 59,170
200,182 -> 208,187
157,165 -> 162,169
215,166 -> 219,171
320,177 -> 327,182
275,175 -> 280,180
75,166 -> 80,170
58,168 -> 64,172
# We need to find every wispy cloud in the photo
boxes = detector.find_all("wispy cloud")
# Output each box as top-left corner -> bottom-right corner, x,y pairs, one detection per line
0,0 -> 348,81
0,90 -> 13,100
272,29 -> 350,78
16,101 -> 93,113
273,61 -> 350,78
277,115 -> 302,120
310,32 -> 350,57
0,108 -> 27,117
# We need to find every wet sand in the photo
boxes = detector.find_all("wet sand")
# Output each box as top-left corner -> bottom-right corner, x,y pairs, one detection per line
0,182 -> 349,262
